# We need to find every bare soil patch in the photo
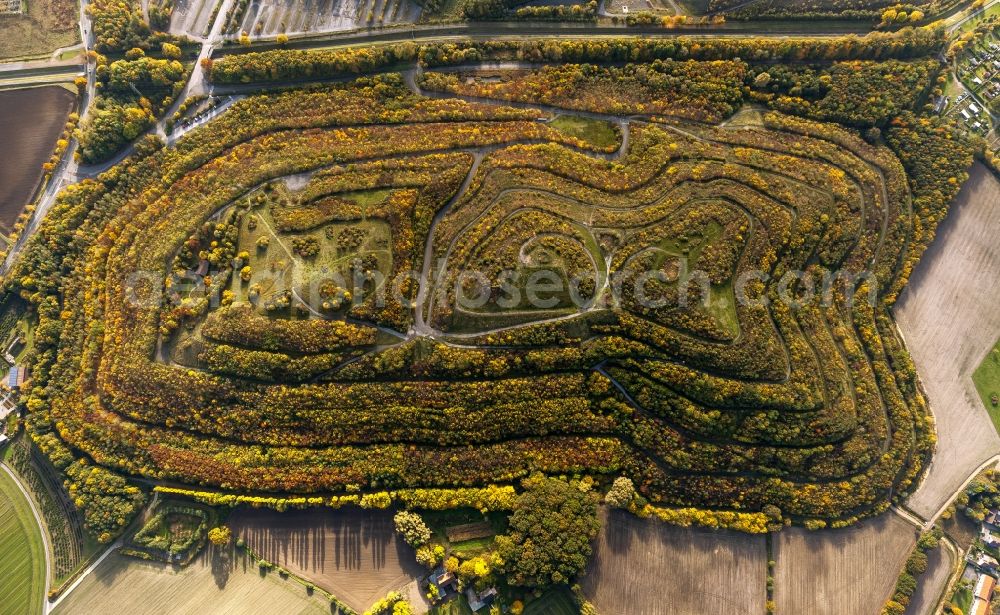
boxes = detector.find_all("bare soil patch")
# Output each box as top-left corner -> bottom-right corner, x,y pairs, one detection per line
895,163 -> 1000,519
53,548 -> 330,615
773,513 -> 917,615
230,507 -> 424,612
581,508 -> 766,615
0,86 -> 74,232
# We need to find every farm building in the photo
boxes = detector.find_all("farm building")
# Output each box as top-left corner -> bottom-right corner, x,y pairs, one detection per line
972,573 -> 996,615
6,365 -> 27,389
0,0 -> 21,14
466,587 -> 498,611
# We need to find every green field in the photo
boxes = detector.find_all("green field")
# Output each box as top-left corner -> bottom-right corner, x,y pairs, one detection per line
953,585 -> 973,613
549,115 -> 620,150
0,466 -> 46,615
972,338 -> 1000,433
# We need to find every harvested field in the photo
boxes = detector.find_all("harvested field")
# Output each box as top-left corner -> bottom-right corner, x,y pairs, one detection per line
230,507 -> 424,613
0,86 -> 74,232
227,0 -> 421,39
904,545 -> 954,615
53,548 -> 330,615
895,163 -> 1000,520
581,509 -> 766,615
0,0 -> 78,59
773,513 -> 917,615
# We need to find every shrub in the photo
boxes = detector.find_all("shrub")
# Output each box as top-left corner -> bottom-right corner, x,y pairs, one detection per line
208,525 -> 232,546
604,476 -> 635,508
393,511 -> 431,547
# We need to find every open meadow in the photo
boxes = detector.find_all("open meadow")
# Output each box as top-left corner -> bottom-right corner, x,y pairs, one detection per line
581,509 -> 766,615
0,0 -> 78,59
0,465 -> 45,615
773,513 -> 917,615
230,507 -> 424,612
0,86 -> 74,232
52,547 -> 332,615
896,163 -> 1000,520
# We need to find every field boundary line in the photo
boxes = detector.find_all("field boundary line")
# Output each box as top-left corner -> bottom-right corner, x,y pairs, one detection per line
1,461 -> 52,615
48,538 -> 122,613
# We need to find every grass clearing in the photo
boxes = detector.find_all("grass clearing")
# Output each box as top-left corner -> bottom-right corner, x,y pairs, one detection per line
0,467 -> 45,615
973,339 -> 1000,433
0,0 -> 78,59
952,585 -> 973,613
429,596 -> 475,615
341,188 -> 393,208
549,115 -> 620,150
450,535 -> 494,559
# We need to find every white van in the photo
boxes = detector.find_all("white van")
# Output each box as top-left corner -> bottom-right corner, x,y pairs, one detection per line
0,434 -> 9,447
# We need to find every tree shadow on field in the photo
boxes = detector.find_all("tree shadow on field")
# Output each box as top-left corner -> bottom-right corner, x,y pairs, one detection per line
210,543 -> 234,589
226,506 -> 424,609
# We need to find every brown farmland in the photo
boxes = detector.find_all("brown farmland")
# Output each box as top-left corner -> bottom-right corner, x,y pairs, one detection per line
773,513 -> 917,615
904,543 -> 954,615
895,163 -> 1000,520
581,509 -> 766,615
0,86 -> 74,232
230,507 -> 424,612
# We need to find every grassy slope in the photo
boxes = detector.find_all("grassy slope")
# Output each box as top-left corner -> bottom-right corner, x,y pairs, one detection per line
0,466 -> 45,615
972,338 -> 1000,434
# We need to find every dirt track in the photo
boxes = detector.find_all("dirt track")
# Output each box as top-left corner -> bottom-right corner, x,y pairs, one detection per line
230,507 -> 424,612
773,513 -> 916,615
895,162 -> 1000,519
581,509 -> 766,615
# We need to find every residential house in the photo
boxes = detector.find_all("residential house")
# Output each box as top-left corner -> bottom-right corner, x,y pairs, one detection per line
972,573 -> 996,615
983,526 -> 1000,548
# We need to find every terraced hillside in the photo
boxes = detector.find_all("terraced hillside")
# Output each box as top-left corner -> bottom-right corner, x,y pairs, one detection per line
10,48 -> 970,536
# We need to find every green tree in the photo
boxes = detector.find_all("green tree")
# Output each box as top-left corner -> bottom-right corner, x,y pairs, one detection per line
495,475 -> 600,587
